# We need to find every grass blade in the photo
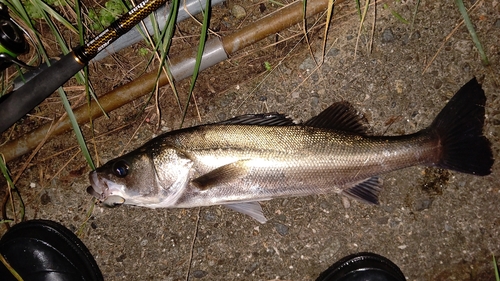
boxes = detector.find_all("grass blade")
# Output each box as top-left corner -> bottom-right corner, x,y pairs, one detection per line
0,154 -> 25,223
145,0 -> 182,114
454,0 -> 489,65
29,0 -> 77,34
494,254 -> 499,281
355,0 -> 361,19
26,0 -> 96,169
180,0 -> 210,126
56,87 -> 95,169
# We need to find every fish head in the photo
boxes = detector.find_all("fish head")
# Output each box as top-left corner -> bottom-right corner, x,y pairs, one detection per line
88,144 -> 194,208
87,149 -> 160,207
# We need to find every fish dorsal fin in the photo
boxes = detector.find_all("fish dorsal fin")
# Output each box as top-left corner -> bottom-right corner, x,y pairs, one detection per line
304,102 -> 369,135
342,177 -> 382,204
192,160 -> 250,190
218,113 -> 295,126
223,202 -> 267,223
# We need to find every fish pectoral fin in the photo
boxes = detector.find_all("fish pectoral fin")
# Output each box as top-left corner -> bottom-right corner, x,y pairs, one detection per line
223,202 -> 267,224
192,160 -> 250,190
342,177 -> 382,205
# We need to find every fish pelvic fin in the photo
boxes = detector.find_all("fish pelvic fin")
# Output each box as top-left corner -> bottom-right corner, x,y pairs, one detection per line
342,177 -> 382,205
430,77 -> 494,176
223,202 -> 267,223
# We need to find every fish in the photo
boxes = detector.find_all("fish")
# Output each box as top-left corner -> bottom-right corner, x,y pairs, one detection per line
87,78 -> 494,223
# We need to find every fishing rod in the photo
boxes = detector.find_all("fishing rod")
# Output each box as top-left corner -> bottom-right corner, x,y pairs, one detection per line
10,0 -> 224,90
0,0 -> 334,163
0,0 -> 168,134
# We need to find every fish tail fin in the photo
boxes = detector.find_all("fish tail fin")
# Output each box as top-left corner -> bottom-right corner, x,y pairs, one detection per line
430,78 -> 493,175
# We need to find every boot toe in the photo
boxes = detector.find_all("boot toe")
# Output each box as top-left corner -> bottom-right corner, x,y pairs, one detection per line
316,252 -> 406,281
0,219 -> 103,281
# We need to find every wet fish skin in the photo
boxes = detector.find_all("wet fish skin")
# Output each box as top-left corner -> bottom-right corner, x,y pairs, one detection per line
88,78 -> 493,223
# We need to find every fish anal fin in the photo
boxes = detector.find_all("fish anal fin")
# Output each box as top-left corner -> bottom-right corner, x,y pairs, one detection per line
223,202 -> 267,224
192,160 -> 249,190
305,102 -> 369,135
342,177 -> 382,205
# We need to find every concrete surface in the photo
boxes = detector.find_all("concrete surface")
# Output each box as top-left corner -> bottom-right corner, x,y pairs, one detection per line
1,0 -> 499,280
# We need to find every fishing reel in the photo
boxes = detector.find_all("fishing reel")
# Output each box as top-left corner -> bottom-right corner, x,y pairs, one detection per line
0,3 -> 33,72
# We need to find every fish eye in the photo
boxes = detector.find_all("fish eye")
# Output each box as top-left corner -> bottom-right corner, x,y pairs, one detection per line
112,160 -> 129,178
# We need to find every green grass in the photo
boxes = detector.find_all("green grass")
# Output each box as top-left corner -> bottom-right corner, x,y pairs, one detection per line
0,0 -> 211,186
455,0 -> 489,65
2,0 -> 214,168
0,154 -> 25,224
87,0 -> 129,32
494,254 -> 500,281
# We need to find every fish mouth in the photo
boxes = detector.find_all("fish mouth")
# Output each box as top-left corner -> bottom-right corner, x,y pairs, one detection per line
88,171 -> 126,207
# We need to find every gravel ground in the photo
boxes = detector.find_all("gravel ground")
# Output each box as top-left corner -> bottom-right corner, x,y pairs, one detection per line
1,0 -> 500,280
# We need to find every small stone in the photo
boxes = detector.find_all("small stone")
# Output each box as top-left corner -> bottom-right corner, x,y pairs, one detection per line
116,253 -> 126,262
327,48 -> 340,57
376,216 -> 389,225
395,80 -> 404,94
382,205 -> 395,213
341,196 -> 350,209
274,222 -> 289,236
275,214 -> 286,222
414,198 -> 433,211
389,218 -> 401,228
276,95 -> 286,103
204,211 -> 216,221
244,262 -> 259,274
192,270 -> 207,278
495,19 -> 500,28
444,223 -> 454,232
231,5 -> 246,19
40,192 -> 51,205
217,112 -> 226,121
381,28 -> 395,43
454,40 -> 472,54
259,3 -> 266,13
462,63 -> 471,72
299,57 -> 315,70
319,200 -> 330,210
310,96 -> 319,108
411,30 -> 421,39
433,80 -> 443,89
318,238 -> 341,262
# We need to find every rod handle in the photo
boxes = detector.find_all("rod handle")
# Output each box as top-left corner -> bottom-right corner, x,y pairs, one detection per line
0,50 -> 84,133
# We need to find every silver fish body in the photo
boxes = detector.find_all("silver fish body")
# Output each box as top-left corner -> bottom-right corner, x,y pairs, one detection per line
88,78 -> 493,223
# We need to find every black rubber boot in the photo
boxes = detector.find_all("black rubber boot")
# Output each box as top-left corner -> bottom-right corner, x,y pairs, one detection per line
0,219 -> 103,281
316,252 -> 406,281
